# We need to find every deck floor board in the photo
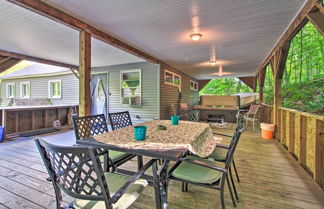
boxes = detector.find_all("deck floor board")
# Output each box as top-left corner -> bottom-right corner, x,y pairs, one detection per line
0,129 -> 323,209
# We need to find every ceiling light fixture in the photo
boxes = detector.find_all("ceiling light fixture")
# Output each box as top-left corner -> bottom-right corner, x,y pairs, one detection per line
190,33 -> 202,41
218,64 -> 223,76
209,60 -> 217,66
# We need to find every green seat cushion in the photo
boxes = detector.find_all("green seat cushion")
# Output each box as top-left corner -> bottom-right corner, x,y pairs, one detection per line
99,151 -> 129,162
172,156 -> 223,184
109,151 -> 129,161
73,172 -> 148,209
207,146 -> 228,161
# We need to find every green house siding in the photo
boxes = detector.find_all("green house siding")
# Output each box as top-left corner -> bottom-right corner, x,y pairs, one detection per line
93,62 -> 160,124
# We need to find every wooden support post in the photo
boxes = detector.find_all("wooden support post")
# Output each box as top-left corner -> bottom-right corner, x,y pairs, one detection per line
274,78 -> 282,139
79,31 -> 91,117
258,68 -> 266,104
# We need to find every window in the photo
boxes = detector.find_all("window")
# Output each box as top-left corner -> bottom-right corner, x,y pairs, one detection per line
20,82 -> 30,98
6,83 -> 15,98
164,70 -> 181,86
121,69 -> 141,106
190,80 -> 199,91
48,80 -> 62,99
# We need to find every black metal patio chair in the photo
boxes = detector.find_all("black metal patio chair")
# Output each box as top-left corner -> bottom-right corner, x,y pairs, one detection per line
72,114 -> 135,170
108,111 -> 133,130
168,122 -> 244,209
210,114 -> 245,183
108,111 -> 144,168
206,114 -> 245,203
35,138 -> 155,209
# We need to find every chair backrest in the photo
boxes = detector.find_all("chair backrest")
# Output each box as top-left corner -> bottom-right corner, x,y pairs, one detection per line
225,114 -> 244,169
248,104 -> 261,115
35,138 -> 112,208
72,114 -> 108,140
108,111 -> 132,130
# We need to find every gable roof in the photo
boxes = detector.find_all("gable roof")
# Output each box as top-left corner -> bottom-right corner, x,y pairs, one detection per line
0,62 -> 71,79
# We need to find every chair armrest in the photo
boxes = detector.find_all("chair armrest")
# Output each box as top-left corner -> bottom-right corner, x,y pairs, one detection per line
179,158 -> 227,173
213,132 -> 233,138
111,159 -> 156,203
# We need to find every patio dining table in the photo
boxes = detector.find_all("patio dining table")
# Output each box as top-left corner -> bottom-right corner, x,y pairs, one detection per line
77,120 -> 221,209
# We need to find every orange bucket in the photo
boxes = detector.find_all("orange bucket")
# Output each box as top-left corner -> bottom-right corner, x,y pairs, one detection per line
260,123 -> 275,140
261,129 -> 273,140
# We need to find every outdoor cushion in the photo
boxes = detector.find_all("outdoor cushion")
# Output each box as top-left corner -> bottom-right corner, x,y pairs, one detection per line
109,151 -> 129,161
99,151 -> 129,162
172,156 -> 223,184
73,172 -> 148,209
208,146 -> 228,161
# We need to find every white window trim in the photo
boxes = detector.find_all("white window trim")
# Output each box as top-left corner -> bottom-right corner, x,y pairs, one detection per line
120,69 -> 142,106
164,70 -> 181,87
6,83 -> 15,98
20,82 -> 31,98
190,80 -> 199,91
48,80 -> 62,99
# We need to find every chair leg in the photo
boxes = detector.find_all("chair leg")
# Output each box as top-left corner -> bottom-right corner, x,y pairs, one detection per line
229,167 -> 239,202
220,188 -> 226,209
137,155 -> 143,170
226,174 -> 236,207
233,159 -> 240,182
185,182 -> 188,192
252,120 -> 255,132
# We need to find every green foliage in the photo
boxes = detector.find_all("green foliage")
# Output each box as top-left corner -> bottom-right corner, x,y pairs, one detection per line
264,65 -> 274,104
282,22 -> 324,115
200,78 -> 253,95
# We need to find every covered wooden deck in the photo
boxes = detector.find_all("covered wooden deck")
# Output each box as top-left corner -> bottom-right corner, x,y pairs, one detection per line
0,128 -> 323,209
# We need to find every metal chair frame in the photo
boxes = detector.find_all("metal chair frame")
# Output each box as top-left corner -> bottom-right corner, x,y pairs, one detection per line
72,114 -> 135,170
243,105 -> 263,132
108,111 -> 144,169
211,114 -> 245,203
35,138 -> 155,209
168,122 -> 244,209
108,111 -> 133,130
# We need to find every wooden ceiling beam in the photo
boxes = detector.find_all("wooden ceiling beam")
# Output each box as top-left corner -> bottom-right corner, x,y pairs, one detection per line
198,79 -> 211,91
306,10 -> 324,36
0,49 -> 78,69
238,76 -> 256,90
0,58 -> 21,74
255,0 -> 318,75
8,0 -> 159,64
0,57 -> 12,65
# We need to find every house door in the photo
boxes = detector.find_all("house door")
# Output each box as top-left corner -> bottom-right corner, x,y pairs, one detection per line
91,73 -> 108,117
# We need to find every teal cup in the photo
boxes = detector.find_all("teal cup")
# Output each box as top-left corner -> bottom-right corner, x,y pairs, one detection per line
134,126 -> 147,141
171,115 -> 180,125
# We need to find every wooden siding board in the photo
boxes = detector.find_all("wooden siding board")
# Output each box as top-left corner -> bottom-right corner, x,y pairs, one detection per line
159,62 -> 199,120
93,62 -> 159,124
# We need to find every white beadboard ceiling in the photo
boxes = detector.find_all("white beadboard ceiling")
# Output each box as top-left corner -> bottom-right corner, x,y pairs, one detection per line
1,0 -> 307,78
0,1 -> 144,68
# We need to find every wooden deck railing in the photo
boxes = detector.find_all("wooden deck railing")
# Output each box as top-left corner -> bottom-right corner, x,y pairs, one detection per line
261,104 -> 324,188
